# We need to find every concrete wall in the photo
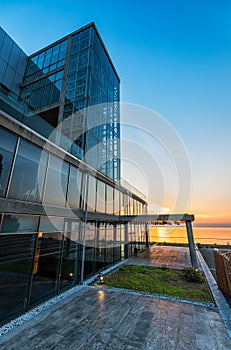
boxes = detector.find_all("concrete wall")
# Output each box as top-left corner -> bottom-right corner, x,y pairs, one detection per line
0,27 -> 27,96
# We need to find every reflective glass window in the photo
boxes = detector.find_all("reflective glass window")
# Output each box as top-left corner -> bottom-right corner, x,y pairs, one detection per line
31,55 -> 38,65
44,156 -> 69,207
57,59 -> 65,68
51,45 -> 59,64
8,140 -> 48,203
114,189 -> 120,215
1,214 -> 39,233
121,193 -> 128,215
26,60 -> 36,77
0,128 -> 17,197
114,225 -> 121,262
44,48 -> 52,67
67,166 -> 81,208
29,230 -> 63,307
70,43 -> 79,55
106,185 -> 114,214
120,224 -> 125,259
0,232 -> 36,324
96,180 -> 105,213
133,200 -> 138,216
87,175 -> 96,212
78,49 -> 89,69
105,224 -> 114,266
84,223 -> 96,278
79,38 -> 89,50
95,223 -> 105,272
77,172 -> 86,210
39,216 -> 64,232
60,222 -> 80,290
37,52 -> 45,69
92,30 -> 101,60
59,40 -> 67,60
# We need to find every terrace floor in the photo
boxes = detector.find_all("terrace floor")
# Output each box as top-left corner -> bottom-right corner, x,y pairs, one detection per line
0,246 -> 230,350
127,245 -> 191,269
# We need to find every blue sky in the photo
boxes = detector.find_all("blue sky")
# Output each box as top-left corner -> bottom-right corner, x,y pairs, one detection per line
1,0 -> 231,224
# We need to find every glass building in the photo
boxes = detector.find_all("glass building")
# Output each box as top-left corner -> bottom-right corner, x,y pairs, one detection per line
0,23 -> 148,326
20,23 -> 120,182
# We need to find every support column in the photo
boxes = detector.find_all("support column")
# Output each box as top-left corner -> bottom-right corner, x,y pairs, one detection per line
145,222 -> 149,248
80,172 -> 89,284
113,223 -> 117,262
124,223 -> 129,259
186,220 -> 198,269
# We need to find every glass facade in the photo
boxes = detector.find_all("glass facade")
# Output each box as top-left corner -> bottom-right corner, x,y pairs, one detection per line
43,155 -> 69,207
0,128 -> 17,197
0,123 -> 147,325
0,23 -> 147,327
8,140 -> 48,203
21,70 -> 64,113
0,232 -> 36,323
20,24 -> 120,182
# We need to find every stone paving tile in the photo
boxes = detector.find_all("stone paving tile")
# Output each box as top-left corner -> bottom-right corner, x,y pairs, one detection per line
127,246 -> 191,269
0,286 -> 230,350
1,246 -> 230,349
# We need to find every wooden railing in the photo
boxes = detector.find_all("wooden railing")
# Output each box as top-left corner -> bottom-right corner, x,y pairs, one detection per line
214,250 -> 231,298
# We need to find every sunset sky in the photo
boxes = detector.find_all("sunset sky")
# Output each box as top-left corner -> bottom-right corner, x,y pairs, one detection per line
1,0 -> 230,226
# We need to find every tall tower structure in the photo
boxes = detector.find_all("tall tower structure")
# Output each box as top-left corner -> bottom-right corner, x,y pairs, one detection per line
20,23 -> 120,181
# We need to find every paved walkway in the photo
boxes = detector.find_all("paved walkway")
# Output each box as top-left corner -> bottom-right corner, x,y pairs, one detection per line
0,286 -> 230,350
127,245 -> 191,269
0,246 -> 231,349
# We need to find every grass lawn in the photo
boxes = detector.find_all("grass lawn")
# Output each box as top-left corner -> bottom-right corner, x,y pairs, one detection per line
103,265 -> 213,303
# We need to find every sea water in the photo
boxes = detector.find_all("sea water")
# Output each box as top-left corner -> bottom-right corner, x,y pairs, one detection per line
149,226 -> 231,245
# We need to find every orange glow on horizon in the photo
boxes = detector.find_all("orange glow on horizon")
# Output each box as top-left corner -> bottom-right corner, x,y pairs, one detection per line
189,211 -> 231,227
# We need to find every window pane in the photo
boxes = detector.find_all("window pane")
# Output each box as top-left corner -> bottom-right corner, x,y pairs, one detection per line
60,218 -> 81,290
114,225 -> 121,262
87,175 -> 96,212
0,128 -> 17,197
84,223 -> 95,279
79,172 -> 86,210
8,140 -> 48,203
105,224 -> 114,266
114,189 -> 120,215
39,216 -> 64,232
0,214 -> 39,233
60,234 -> 79,290
67,166 -> 81,208
106,185 -> 114,214
96,180 -> 105,213
29,231 -> 63,307
44,156 -> 69,207
0,233 -> 36,324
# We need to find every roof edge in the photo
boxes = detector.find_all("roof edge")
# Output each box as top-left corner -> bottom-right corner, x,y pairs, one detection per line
28,22 -> 120,83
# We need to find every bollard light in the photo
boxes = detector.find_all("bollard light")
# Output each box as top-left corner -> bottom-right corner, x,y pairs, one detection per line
98,273 -> 104,284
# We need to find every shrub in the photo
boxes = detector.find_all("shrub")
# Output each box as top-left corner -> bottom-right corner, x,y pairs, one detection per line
183,268 -> 204,283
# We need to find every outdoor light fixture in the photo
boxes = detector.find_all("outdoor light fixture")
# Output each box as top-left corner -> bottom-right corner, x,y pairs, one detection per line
69,272 -> 74,278
98,274 -> 104,284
